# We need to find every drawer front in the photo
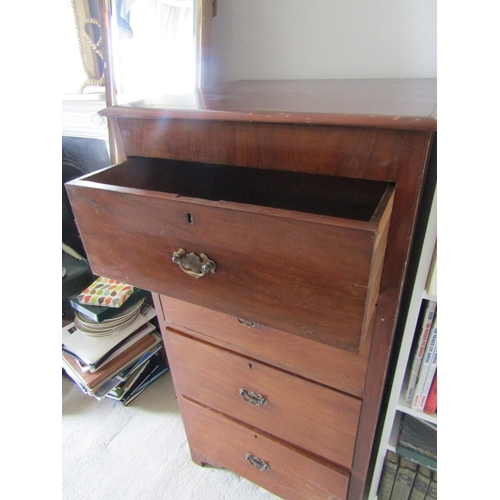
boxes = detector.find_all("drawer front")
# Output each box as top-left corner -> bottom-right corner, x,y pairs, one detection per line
179,395 -> 349,500
160,295 -> 369,397
164,329 -> 361,468
67,166 -> 393,353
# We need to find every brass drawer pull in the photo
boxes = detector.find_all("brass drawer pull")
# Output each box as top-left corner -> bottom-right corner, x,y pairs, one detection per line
246,453 -> 269,471
172,249 -> 216,279
237,318 -> 257,328
239,388 -> 268,406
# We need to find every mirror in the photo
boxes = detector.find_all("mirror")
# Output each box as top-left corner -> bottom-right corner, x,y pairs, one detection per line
67,0 -> 215,102
103,0 -> 215,105
107,0 -> 194,104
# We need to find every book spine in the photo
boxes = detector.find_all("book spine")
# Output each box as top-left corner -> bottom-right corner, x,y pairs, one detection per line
423,373 -> 437,414
405,301 -> 437,403
397,439 -> 437,460
424,473 -> 437,500
377,451 -> 400,500
408,466 -> 432,500
417,343 -> 437,411
412,318 -> 437,410
390,458 -> 417,500
395,444 -> 437,471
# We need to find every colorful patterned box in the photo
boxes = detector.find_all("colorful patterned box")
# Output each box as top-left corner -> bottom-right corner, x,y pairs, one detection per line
77,277 -> 134,308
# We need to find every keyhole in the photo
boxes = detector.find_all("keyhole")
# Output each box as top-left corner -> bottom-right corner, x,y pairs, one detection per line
186,213 -> 194,225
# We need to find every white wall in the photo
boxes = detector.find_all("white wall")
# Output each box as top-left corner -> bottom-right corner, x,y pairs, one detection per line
211,0 -> 436,83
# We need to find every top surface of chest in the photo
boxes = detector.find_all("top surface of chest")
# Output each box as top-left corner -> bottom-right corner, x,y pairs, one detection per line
100,78 -> 437,132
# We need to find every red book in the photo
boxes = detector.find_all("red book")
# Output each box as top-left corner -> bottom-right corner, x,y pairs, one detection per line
424,372 -> 437,414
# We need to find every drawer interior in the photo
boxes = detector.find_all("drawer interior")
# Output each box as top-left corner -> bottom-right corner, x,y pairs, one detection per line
83,157 -> 393,222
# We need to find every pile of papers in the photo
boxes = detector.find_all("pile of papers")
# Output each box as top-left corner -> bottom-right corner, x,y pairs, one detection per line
62,299 -> 168,405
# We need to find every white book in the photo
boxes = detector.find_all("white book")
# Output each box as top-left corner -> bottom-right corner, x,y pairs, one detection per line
418,345 -> 437,411
412,318 -> 437,410
62,307 -> 157,367
405,300 -> 437,403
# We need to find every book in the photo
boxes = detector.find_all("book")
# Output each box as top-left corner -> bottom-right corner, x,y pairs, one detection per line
120,357 -> 161,401
417,341 -> 437,411
423,373 -> 437,414
62,332 -> 162,395
110,357 -> 155,401
77,276 -> 134,308
398,415 -> 437,459
412,317 -> 437,410
408,465 -> 432,500
106,354 -> 169,405
390,457 -> 418,500
423,471 -> 437,500
396,414 -> 437,471
395,446 -> 437,473
405,301 -> 437,403
62,305 -> 157,368
70,288 -> 148,323
122,359 -> 169,406
378,451 -> 400,500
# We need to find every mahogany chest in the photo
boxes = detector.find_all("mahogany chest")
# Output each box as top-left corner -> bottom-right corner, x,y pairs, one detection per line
66,79 -> 437,500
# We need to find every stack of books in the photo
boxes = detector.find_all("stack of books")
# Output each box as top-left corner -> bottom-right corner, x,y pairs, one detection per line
378,450 -> 437,500
405,300 -> 438,415
62,279 -> 168,405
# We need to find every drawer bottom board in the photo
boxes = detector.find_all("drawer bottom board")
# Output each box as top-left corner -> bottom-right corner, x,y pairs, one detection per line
179,396 -> 349,500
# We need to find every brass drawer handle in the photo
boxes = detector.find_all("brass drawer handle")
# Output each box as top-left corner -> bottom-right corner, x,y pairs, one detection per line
172,249 -> 216,279
239,388 -> 268,406
246,453 -> 269,471
237,318 -> 257,328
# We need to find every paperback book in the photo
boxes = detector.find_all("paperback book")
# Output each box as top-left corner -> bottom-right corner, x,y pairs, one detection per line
412,318 -> 437,411
405,300 -> 437,403
423,373 -> 437,415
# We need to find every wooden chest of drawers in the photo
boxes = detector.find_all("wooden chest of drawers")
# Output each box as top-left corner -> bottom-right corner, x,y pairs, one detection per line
66,79 -> 437,500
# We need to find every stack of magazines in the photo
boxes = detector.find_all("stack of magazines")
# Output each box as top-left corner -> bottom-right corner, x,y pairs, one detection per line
62,281 -> 168,405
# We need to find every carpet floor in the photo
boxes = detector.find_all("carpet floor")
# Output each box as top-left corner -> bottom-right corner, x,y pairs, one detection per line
62,371 -> 280,500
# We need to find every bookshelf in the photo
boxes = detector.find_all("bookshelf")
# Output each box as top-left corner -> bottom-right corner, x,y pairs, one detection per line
368,187 -> 437,500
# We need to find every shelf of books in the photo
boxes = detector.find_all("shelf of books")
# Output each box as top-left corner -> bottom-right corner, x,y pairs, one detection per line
62,277 -> 169,405
368,187 -> 437,500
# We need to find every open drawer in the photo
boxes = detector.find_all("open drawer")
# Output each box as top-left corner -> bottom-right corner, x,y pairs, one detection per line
66,157 -> 394,353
